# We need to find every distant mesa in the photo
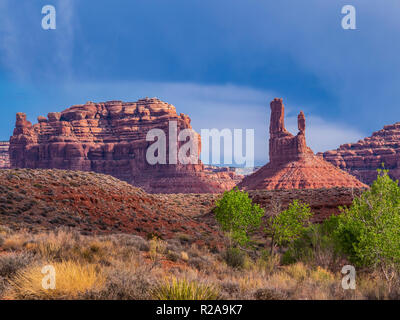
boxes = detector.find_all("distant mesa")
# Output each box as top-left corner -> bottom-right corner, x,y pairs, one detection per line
319,122 -> 400,185
9,98 -> 238,194
0,141 -> 10,169
237,98 -> 367,190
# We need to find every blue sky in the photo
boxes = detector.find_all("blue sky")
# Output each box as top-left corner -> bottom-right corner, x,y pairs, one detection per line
0,0 -> 399,165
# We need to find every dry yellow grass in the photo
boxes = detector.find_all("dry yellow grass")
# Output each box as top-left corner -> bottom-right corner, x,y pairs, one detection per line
310,266 -> 335,283
1,228 -> 399,300
1,231 -> 30,251
153,277 -> 220,300
283,262 -> 309,282
5,260 -> 105,300
180,251 -> 189,261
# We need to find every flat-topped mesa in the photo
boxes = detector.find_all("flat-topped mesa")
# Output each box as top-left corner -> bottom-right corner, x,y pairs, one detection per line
269,98 -> 313,164
237,98 -> 367,191
319,121 -> 400,185
9,98 -> 237,193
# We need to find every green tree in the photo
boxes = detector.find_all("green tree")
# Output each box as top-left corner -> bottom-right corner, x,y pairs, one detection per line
334,169 -> 400,281
266,200 -> 313,254
214,187 -> 264,247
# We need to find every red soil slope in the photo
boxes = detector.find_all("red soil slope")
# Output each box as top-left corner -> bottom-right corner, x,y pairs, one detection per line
0,169 -> 222,245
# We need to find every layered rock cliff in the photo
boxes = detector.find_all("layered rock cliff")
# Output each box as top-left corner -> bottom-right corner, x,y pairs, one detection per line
10,98 -> 237,193
319,122 -> 400,185
237,98 -> 367,190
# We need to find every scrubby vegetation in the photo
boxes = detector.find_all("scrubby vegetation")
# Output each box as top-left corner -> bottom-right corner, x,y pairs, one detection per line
266,199 -> 312,255
1,169 -> 400,300
0,226 -> 397,299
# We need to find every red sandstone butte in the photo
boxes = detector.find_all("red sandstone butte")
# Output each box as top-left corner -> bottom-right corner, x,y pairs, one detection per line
9,98 -> 237,193
237,98 -> 367,190
319,122 -> 400,185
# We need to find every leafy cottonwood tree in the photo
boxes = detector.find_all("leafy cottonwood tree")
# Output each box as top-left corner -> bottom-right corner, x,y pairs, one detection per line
266,200 -> 313,254
334,169 -> 400,281
214,187 -> 264,247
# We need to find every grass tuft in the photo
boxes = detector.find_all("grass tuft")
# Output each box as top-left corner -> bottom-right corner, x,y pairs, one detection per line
153,277 -> 219,300
6,260 -> 105,300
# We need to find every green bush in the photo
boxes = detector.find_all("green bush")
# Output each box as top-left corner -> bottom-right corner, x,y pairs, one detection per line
334,169 -> 400,275
214,187 -> 264,247
266,200 -> 313,254
281,215 -> 339,266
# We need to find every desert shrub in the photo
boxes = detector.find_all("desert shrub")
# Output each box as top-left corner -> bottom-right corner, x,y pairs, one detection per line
223,247 -> 246,269
153,277 -> 219,300
23,229 -> 83,261
106,234 -> 149,251
334,169 -> 400,280
1,233 -> 30,251
0,276 -> 7,297
281,248 -> 298,265
266,200 -> 313,254
177,233 -> 193,245
166,250 -> 180,262
25,231 -> 114,265
219,281 -> 241,299
71,241 -> 109,264
6,260 -> 105,300
139,242 -> 150,252
166,239 -> 182,253
355,273 -> 400,300
252,251 -> 280,275
283,262 -> 309,282
187,243 -> 202,258
189,257 -> 205,270
0,225 -> 13,236
89,269 -> 154,300
281,216 -> 339,267
254,287 -> 288,300
215,187 -> 264,247
149,236 -> 167,264
0,252 -> 33,278
149,236 -> 166,254
309,266 -> 335,283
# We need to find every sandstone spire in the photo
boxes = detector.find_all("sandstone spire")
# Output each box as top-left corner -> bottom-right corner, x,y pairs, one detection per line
268,99 -> 313,164
237,98 -> 367,190
269,98 -> 287,136
298,111 -> 305,133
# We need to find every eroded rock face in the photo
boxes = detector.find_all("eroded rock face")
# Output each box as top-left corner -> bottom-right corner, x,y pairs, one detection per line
237,98 -> 367,190
10,98 -> 237,193
248,187 -> 366,222
0,141 -> 10,169
319,123 -> 400,185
